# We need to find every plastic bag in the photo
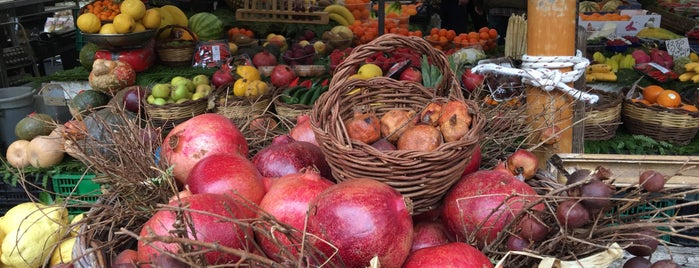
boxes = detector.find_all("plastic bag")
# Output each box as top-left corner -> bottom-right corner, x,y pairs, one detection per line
193,40 -> 231,68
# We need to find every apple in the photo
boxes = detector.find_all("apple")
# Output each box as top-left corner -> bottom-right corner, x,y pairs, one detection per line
192,74 -> 210,86
172,78 -> 195,92
399,66 -> 422,83
195,84 -> 212,95
146,94 -> 156,104
299,40 -> 310,47
170,76 -> 188,86
150,83 -> 171,99
170,84 -> 190,101
270,64 -> 298,87
301,29 -> 316,41
152,97 -> 167,106
461,68 -> 485,92
313,40 -> 327,54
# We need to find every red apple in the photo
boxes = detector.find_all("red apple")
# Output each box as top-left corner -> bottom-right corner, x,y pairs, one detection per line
399,66 -> 422,83
461,68 -> 485,92
252,50 -> 278,67
270,64 -> 297,87
113,249 -> 138,267
186,153 -> 266,205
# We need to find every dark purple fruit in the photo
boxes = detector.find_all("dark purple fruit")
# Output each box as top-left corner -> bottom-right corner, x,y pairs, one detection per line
623,256 -> 651,268
518,215 -> 550,242
371,138 -> 396,151
123,86 -> 146,113
639,170 -> 666,192
650,259 -> 680,268
626,228 -> 659,257
580,179 -> 613,210
555,200 -> 590,228
506,235 -> 530,251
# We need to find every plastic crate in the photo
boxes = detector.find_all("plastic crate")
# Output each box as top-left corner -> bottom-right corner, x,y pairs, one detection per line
670,198 -> 699,247
0,176 -> 48,216
52,173 -> 101,215
610,198 -> 676,242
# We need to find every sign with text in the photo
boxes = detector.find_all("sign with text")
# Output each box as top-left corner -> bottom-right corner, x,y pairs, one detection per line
665,38 -> 690,58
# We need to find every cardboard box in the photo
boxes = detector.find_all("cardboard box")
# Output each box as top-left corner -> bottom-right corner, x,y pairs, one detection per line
580,10 -> 661,37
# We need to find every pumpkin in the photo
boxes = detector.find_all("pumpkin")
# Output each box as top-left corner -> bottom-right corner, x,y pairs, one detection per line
27,134 -> 65,168
6,140 -> 30,168
188,12 -> 223,41
78,106 -> 138,160
79,42 -> 100,70
68,90 -> 111,119
15,113 -> 55,141
579,1 -> 600,13
88,59 -> 137,94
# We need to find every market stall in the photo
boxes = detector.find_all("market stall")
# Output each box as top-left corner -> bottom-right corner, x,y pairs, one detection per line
1,0 -> 699,267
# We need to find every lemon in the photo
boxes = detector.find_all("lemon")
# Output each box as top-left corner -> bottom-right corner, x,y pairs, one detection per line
113,13 -> 136,34
76,13 -> 101,33
357,63 -> 383,78
50,237 -> 76,266
237,65 -> 261,81
133,21 -> 146,32
142,8 -> 161,29
120,0 -> 146,20
99,23 -> 118,34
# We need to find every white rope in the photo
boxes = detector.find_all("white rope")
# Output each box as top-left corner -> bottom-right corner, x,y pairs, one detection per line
471,50 -> 599,104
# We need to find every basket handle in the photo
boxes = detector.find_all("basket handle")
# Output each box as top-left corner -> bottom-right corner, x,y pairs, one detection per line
155,24 -> 199,43
329,34 -> 461,99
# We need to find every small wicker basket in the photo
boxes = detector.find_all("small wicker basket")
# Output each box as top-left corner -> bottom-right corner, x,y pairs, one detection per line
584,89 -> 623,141
311,34 -> 485,214
155,25 -> 198,66
274,100 -> 311,125
621,85 -> 699,145
214,82 -> 274,126
144,88 -> 214,131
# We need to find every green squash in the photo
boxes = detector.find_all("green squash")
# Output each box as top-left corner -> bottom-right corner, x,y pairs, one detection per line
15,113 -> 55,141
68,90 -> 111,119
79,42 -> 100,70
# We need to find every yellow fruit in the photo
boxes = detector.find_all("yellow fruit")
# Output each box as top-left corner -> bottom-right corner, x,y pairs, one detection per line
142,8 -> 162,29
0,203 -> 69,268
237,65 -> 261,81
691,52 -> 699,62
357,63 -> 383,78
160,5 -> 188,26
76,13 -> 101,33
120,0 -> 146,20
157,8 -> 176,38
99,23 -> 117,34
50,237 -> 76,266
133,21 -> 146,32
233,79 -> 249,97
113,14 -> 136,34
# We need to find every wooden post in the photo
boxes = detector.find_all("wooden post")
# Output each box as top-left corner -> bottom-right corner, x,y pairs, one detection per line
525,0 -> 578,164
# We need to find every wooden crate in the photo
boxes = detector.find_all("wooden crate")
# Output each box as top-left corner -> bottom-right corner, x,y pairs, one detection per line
553,153 -> 699,187
235,0 -> 329,24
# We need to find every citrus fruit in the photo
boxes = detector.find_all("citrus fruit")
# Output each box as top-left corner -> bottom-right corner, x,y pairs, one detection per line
642,85 -> 664,103
113,13 -> 135,34
681,104 -> 698,112
120,0 -> 146,20
656,89 -> 682,108
142,8 -> 161,29
99,23 -> 118,34
76,13 -> 101,33
133,21 -> 146,32
357,63 -> 383,78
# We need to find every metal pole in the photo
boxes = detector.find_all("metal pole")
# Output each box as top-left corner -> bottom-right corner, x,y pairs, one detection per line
377,0 -> 384,35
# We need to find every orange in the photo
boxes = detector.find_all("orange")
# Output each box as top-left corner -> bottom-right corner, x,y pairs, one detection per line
632,98 -> 652,106
479,32 -> 490,40
468,32 -> 479,40
488,28 -> 498,39
681,104 -> 698,112
656,90 -> 682,108
478,27 -> 489,33
642,85 -> 664,103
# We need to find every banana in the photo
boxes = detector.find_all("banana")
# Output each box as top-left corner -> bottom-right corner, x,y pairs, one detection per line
685,62 -> 699,72
586,63 -> 612,73
328,13 -> 350,26
324,4 -> 355,25
692,73 -> 699,84
679,71 -> 696,82
587,72 -> 617,82
592,51 -> 606,64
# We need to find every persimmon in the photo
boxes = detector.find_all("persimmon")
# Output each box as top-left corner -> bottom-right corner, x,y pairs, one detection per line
681,104 -> 698,112
656,90 -> 682,108
642,85 -> 664,103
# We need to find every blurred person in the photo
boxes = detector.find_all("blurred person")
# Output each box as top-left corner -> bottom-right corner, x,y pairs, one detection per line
440,0 -> 487,34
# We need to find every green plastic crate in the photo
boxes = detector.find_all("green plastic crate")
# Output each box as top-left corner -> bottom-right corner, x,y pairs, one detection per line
52,173 -> 101,215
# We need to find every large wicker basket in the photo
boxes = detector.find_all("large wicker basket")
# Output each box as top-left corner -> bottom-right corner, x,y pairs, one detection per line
144,89 -> 214,131
621,86 -> 699,145
584,89 -> 623,141
310,34 -> 485,214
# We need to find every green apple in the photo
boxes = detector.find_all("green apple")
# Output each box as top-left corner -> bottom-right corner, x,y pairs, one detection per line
171,84 -> 190,101
151,83 -> 171,99
176,98 -> 189,104
191,92 -> 205,100
153,97 -> 167,106
195,84 -> 212,95
192,74 -> 210,86
166,98 -> 175,104
170,76 -> 188,86
147,94 -> 156,104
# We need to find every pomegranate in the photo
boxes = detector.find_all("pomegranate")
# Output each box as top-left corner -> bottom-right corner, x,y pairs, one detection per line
380,109 -> 416,143
410,220 -> 452,252
252,50 -> 278,67
438,100 -> 472,142
270,64 -> 297,87
492,160 -> 515,176
371,138 -> 396,151
252,135 -> 332,180
212,64 -> 235,88
396,123 -> 442,151
256,169 -> 335,262
555,200 -> 590,229
419,101 -> 444,126
506,149 -> 539,180
442,170 -> 543,248
639,170 -> 666,192
518,214 -> 550,242
461,144 -> 482,177
161,113 -> 248,184
461,68 -> 485,92
186,153 -> 266,205
113,249 -> 138,267
137,193 -> 255,267
540,125 -> 561,145
289,114 -> 318,146
402,242 -> 493,268
307,178 -> 413,268
345,110 -> 381,144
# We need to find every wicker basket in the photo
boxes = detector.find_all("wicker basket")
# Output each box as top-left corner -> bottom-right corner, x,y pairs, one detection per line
274,100 -> 311,125
144,88 -> 213,131
621,86 -> 699,145
311,34 -> 485,214
214,82 -> 274,126
155,25 -> 198,66
584,89 -> 623,141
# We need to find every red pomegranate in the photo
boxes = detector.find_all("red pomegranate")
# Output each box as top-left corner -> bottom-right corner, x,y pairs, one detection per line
186,153 -> 266,205
162,113 -> 248,184
137,193 -> 255,267
461,144 -> 482,177
256,169 -> 335,262
442,170 -> 543,248
307,178 -> 413,268
252,135 -> 332,180
403,242 -> 493,268
410,220 -> 452,252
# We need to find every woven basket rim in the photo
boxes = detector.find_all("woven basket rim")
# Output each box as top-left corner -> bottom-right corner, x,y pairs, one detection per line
155,24 -> 199,46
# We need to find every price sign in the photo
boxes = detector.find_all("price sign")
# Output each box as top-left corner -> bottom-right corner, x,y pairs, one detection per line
665,38 -> 690,58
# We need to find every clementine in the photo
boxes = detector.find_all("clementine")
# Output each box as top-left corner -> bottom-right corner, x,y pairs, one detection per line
656,90 -> 682,108
642,85 -> 664,103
